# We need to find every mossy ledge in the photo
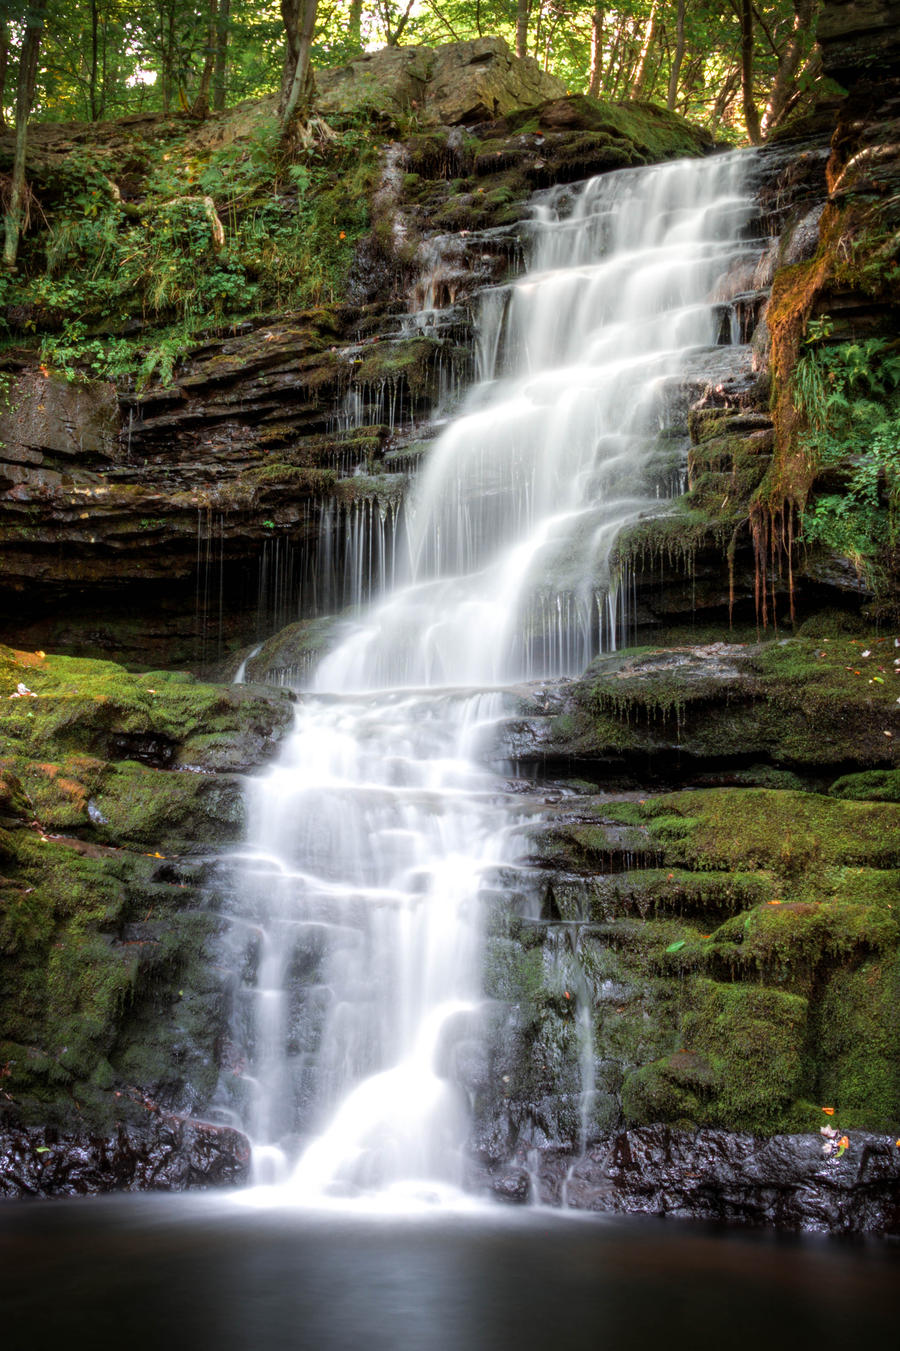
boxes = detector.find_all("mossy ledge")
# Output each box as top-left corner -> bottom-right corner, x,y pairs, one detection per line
0,644 -> 291,1138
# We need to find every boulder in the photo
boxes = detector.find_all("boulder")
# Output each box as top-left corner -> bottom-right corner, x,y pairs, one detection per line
316,37 -> 567,126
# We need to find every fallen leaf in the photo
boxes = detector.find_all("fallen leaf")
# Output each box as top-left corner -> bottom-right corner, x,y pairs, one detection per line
822,1106 -> 835,1115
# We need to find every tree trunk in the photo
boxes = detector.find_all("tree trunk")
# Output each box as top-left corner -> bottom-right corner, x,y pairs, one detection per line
740,0 -> 762,143
280,0 -> 319,129
516,0 -> 529,58
213,0 -> 230,110
347,0 -> 363,49
666,0 -> 686,110
630,0 -> 658,99
760,0 -> 816,137
0,25 -> 9,131
587,6 -> 603,98
3,1 -> 46,272
192,0 -> 218,117
391,0 -> 417,46
88,0 -> 100,119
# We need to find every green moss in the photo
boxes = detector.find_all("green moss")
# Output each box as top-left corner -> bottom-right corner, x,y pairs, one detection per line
811,953 -> 900,1129
91,760 -> 244,851
622,980 -> 807,1131
0,644 -> 291,771
350,337 -> 442,400
244,464 -> 337,491
625,787 -> 900,875
830,769 -> 900,802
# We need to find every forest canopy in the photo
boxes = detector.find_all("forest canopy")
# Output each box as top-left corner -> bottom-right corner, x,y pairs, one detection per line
2,1 -> 829,143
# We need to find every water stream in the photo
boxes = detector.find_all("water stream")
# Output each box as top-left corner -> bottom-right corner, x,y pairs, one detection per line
220,151 -> 763,1203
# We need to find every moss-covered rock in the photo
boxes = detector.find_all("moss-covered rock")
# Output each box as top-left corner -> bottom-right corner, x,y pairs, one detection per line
0,644 -> 289,1132
536,636 -> 900,770
481,773 -> 900,1155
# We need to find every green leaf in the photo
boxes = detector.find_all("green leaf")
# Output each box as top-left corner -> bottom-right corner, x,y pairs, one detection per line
666,939 -> 687,953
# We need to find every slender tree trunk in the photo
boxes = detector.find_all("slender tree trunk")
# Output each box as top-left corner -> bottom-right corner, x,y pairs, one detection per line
587,5 -> 603,97
740,0 -> 761,143
192,0 -> 218,116
760,0 -> 815,137
710,62 -> 740,123
391,0 -> 416,45
347,0 -> 363,49
666,0 -> 686,110
89,0 -> 100,119
280,0 -> 319,129
630,0 -> 658,99
516,0 -> 529,58
0,26 -> 9,131
4,1 -> 46,271
99,0 -> 109,119
606,20 -> 628,97
212,0 -> 230,109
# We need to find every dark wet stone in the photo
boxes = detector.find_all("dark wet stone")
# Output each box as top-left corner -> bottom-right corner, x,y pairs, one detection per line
0,1118 -> 251,1198
512,1127 -> 900,1234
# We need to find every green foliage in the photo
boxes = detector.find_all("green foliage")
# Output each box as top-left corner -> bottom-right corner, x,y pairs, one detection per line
795,329 -> 900,582
5,116 -> 374,383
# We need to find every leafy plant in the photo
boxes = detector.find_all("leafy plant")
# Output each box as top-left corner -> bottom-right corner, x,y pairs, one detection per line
796,327 -> 900,585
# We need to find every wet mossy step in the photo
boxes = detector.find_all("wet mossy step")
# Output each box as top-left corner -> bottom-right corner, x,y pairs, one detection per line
521,636 -> 900,770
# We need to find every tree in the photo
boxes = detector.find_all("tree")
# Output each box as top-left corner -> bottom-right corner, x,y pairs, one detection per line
191,0 -> 217,115
212,0 -> 230,109
761,0 -> 818,136
666,0 -> 686,111
280,0 -> 318,128
586,6 -> 603,98
738,0 -> 762,143
4,0 -> 48,271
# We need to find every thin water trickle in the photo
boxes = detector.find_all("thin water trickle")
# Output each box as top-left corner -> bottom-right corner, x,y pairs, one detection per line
218,152 -> 766,1205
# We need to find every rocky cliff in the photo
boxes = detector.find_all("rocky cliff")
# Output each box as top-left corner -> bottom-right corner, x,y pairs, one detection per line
1,26 -> 900,1228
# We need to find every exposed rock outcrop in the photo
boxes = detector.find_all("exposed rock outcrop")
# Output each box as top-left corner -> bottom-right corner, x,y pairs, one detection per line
0,1119 -> 250,1196
475,1127 -> 900,1233
316,36 -> 568,126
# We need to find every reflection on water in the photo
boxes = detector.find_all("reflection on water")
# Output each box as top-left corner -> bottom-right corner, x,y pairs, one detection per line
2,1196 -> 898,1350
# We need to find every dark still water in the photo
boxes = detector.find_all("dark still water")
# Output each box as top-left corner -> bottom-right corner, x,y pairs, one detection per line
1,1197 -> 898,1351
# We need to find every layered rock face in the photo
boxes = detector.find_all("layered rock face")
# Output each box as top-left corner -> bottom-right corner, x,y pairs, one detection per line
0,45 -> 711,672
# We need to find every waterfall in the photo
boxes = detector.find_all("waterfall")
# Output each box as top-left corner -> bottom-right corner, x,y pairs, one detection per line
220,151 -> 761,1203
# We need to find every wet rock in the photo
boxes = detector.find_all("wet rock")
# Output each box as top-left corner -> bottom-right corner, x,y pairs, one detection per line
524,1127 -> 900,1233
497,637 -> 900,773
0,1118 -> 251,1197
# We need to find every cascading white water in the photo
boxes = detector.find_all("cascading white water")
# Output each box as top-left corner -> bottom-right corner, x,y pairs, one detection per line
223,151 -> 760,1203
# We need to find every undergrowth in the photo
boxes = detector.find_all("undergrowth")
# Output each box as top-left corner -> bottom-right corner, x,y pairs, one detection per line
794,320 -> 900,587
0,114 -> 376,386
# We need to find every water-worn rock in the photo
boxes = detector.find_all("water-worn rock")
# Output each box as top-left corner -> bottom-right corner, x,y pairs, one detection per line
0,1118 -> 250,1196
475,1126 -> 900,1232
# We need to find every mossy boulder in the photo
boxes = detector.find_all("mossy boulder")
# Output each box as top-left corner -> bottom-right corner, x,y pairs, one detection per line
0,644 -> 290,1132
